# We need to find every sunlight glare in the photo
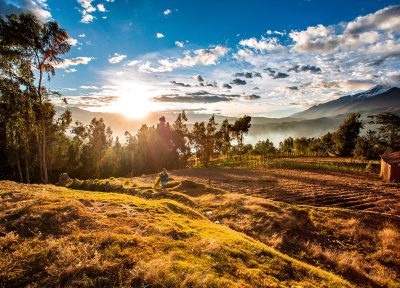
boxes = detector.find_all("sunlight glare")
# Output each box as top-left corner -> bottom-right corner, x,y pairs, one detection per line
105,82 -> 158,119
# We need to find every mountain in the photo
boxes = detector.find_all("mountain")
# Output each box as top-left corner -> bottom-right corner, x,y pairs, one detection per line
56,85 -> 400,145
291,85 -> 400,119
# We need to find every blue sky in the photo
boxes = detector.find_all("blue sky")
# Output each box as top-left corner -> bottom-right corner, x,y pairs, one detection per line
2,0 -> 400,118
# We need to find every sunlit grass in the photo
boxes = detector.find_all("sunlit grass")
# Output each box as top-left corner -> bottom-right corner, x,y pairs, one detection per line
0,181 -> 352,287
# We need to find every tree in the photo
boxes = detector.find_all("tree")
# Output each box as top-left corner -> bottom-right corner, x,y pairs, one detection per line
332,113 -> 363,156
191,122 -> 207,164
293,137 -> 309,154
320,132 -> 335,154
81,118 -> 112,178
204,115 -> 218,163
231,115 -> 251,157
172,111 -> 190,165
215,119 -> 231,157
254,140 -> 275,159
0,13 -> 71,183
354,130 -> 383,160
0,80 -> 36,182
279,137 -> 294,153
369,112 -> 400,152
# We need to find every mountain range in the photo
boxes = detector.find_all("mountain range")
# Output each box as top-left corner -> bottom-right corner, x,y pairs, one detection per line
57,85 -> 400,145
291,85 -> 400,119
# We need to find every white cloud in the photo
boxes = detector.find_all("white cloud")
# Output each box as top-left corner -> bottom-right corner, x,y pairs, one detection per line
232,49 -> 254,61
65,68 -> 77,73
77,0 -> 95,11
345,5 -> 400,35
126,60 -> 141,66
289,6 -> 400,53
81,14 -> 95,24
163,9 -> 172,15
266,30 -> 286,36
156,32 -> 165,39
108,53 -> 127,64
77,0 -> 97,23
80,85 -> 99,89
175,41 -> 184,47
139,45 -> 229,73
67,37 -> 78,46
78,33 -> 86,38
55,57 -> 94,69
289,24 -> 340,52
97,3 -> 107,12
239,36 -> 284,51
0,0 -> 52,21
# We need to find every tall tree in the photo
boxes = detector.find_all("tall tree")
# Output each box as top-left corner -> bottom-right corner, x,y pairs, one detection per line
333,113 -> 363,156
231,115 -> 251,157
215,119 -> 231,157
191,122 -> 207,164
204,115 -> 218,163
172,111 -> 190,165
0,13 -> 71,183
369,112 -> 400,152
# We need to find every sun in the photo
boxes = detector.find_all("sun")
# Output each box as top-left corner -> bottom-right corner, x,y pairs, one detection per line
109,95 -> 153,119
104,82 -> 159,119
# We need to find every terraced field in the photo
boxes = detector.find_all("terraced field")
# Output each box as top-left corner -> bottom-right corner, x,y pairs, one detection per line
150,168 -> 400,216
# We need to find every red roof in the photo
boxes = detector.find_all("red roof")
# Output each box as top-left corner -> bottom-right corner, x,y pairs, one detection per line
381,151 -> 400,164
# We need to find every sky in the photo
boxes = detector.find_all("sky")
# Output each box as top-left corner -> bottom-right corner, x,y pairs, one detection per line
1,0 -> 400,119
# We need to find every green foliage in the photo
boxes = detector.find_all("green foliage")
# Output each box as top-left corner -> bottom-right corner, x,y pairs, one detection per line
0,13 -> 71,183
354,130 -> 383,160
279,137 -> 294,152
254,139 -> 275,159
368,112 -> 400,152
333,113 -> 363,156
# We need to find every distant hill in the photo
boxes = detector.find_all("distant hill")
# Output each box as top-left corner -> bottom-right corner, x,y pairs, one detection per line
56,85 -> 400,145
291,85 -> 400,119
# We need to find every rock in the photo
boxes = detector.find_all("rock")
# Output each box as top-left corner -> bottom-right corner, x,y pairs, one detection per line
205,211 -> 213,217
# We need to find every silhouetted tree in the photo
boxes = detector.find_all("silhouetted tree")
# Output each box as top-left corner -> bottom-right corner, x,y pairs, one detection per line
231,115 -> 251,157
0,13 -> 71,183
333,113 -> 363,156
215,119 -> 231,157
368,112 -> 400,152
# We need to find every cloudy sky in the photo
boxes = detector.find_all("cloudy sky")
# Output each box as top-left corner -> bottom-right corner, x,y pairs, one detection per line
1,0 -> 400,118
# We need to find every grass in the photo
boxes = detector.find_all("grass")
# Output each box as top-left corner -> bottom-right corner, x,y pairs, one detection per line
0,181 -> 351,288
54,172 -> 399,287
210,157 -> 381,174
171,180 -> 399,287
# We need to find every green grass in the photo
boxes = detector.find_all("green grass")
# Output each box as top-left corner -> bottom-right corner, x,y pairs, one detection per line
210,157 -> 380,174
0,181 -> 351,288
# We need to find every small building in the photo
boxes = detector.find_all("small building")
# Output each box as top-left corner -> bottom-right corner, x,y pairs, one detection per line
380,151 -> 400,182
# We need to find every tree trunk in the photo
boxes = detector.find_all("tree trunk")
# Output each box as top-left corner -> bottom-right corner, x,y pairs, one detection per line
36,133 -> 44,183
42,122 -> 48,183
24,149 -> 30,183
16,153 -> 23,183
37,67 -> 48,183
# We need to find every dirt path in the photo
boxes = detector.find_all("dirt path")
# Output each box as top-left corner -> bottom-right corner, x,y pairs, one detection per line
140,168 -> 400,216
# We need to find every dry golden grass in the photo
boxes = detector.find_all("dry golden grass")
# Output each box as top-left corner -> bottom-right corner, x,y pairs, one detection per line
0,181 -> 351,288
135,169 -> 400,287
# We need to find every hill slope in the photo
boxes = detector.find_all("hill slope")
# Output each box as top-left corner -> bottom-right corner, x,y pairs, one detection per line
0,181 -> 351,288
292,86 -> 400,119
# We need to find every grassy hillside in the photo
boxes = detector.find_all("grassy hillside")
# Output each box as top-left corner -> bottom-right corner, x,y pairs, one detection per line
0,181 -> 351,288
65,167 -> 400,287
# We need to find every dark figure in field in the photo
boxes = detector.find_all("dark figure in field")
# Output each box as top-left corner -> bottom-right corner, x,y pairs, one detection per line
154,168 -> 169,192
